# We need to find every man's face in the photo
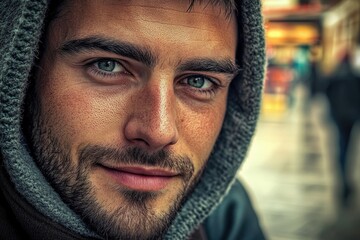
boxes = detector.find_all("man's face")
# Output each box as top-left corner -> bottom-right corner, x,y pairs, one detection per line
30,0 -> 237,239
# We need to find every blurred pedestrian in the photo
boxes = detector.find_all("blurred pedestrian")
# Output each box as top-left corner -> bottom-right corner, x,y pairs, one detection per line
325,51 -> 360,206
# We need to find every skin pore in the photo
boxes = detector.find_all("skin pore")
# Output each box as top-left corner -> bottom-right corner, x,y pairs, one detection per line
28,0 -> 237,239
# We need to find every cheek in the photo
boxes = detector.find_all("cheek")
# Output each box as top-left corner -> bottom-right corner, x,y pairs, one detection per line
180,102 -> 226,171
38,81 -> 117,146
42,89 -> 87,137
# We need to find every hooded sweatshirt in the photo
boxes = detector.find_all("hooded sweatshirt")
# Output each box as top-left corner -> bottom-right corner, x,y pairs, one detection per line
0,0 -> 266,239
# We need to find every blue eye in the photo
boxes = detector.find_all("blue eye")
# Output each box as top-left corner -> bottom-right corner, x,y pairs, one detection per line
85,58 -> 131,84
94,59 -> 124,73
188,76 -> 205,88
185,75 -> 214,89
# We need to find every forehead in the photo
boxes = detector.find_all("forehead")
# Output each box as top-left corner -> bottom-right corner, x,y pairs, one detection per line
48,0 -> 237,59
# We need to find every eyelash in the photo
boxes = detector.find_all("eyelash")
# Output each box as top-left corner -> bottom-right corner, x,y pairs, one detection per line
84,58 -> 224,98
179,75 -> 224,98
85,58 -> 129,79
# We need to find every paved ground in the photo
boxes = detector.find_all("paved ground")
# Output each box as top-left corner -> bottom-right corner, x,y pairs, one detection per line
239,86 -> 360,240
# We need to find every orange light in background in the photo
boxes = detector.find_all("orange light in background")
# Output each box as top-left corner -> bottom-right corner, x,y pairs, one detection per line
262,0 -> 297,10
266,23 -> 319,45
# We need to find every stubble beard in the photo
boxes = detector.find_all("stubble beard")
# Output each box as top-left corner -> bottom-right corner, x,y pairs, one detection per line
26,99 -> 200,240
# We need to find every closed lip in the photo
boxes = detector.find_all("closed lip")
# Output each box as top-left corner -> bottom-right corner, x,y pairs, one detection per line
99,164 -> 180,177
98,164 -> 179,191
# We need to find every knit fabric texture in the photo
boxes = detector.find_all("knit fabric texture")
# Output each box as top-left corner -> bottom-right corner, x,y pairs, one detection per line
0,0 -> 265,239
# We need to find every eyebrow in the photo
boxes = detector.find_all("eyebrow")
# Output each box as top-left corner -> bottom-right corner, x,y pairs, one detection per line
60,36 -> 156,67
60,36 -> 241,76
177,58 -> 241,76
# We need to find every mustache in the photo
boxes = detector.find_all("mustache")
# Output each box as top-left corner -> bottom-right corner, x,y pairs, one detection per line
78,145 -> 194,181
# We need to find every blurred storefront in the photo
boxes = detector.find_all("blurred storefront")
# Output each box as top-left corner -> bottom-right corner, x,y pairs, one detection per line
261,0 -> 360,118
321,0 -> 360,74
240,2 -> 360,239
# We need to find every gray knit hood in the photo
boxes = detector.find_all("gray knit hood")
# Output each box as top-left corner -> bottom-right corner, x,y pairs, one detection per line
0,0 -> 265,239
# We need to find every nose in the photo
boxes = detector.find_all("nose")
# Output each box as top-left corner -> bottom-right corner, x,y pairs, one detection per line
124,80 -> 179,152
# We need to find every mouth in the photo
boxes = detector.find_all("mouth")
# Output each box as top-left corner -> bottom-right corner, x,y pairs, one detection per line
98,164 -> 180,192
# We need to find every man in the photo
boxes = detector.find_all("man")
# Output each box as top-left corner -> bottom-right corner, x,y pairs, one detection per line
325,50 -> 360,207
0,0 -> 266,239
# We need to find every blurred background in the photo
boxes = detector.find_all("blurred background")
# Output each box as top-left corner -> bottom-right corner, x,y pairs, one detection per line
238,0 -> 360,239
